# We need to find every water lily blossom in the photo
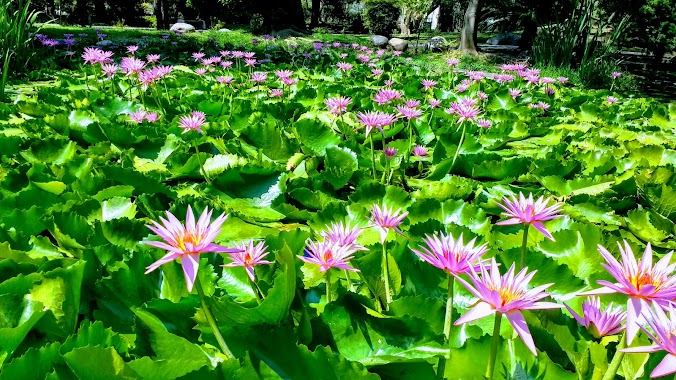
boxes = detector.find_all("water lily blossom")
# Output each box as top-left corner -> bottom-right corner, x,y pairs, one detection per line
454,258 -> 563,355
621,304 -> 676,378
222,240 -> 272,281
566,296 -> 625,338
143,206 -> 240,291
178,111 -> 207,134
356,111 -> 397,138
496,192 -> 563,241
580,241 -> 676,344
369,204 -> 408,243
299,240 -> 359,272
411,232 -> 488,275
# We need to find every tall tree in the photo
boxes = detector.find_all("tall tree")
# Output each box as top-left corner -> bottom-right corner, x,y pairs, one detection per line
437,0 -> 455,32
310,0 -> 320,27
459,0 -> 479,53
154,0 -> 169,29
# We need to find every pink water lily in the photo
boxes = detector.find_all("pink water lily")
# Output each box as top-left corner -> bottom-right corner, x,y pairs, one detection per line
566,296 -> 625,338
356,111 -> 397,138
454,258 -> 563,355
621,304 -> 676,378
369,204 -> 408,244
325,96 -> 351,115
319,221 -> 367,252
178,111 -> 207,134
411,233 -> 488,275
143,206 -> 240,292
496,192 -> 562,241
222,240 -> 272,281
579,241 -> 676,344
299,240 -> 359,272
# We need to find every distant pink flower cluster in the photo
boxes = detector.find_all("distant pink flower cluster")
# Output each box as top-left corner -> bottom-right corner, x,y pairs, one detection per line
529,101 -> 550,111
129,110 -> 159,123
82,47 -> 114,65
336,62 -> 354,72
499,63 -> 527,72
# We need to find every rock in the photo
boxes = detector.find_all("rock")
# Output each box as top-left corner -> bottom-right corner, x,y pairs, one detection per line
486,32 -> 521,46
96,40 -> 115,47
408,42 -> 428,52
370,35 -> 388,47
426,36 -> 448,51
388,38 -> 408,51
274,28 -> 306,38
218,28 -> 231,32
170,23 -> 195,33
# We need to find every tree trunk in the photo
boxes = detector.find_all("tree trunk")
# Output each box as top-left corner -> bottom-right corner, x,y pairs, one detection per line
437,0 -> 453,32
310,0 -> 320,28
155,0 -> 169,29
400,9 -> 411,36
519,17 -> 537,51
459,0 -> 479,53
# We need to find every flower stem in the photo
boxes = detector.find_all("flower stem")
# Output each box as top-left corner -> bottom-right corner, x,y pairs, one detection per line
382,242 -> 391,309
520,224 -> 530,270
326,269 -> 332,303
437,273 -> 455,379
249,277 -> 262,304
195,276 -> 233,359
450,122 -> 466,170
370,135 -> 377,180
193,141 -> 211,184
601,333 -> 626,380
486,312 -> 502,379
344,269 -> 354,292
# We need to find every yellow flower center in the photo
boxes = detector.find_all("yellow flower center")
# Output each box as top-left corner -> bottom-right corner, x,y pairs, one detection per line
487,284 -> 524,307
323,249 -> 333,262
630,271 -> 660,291
244,252 -> 253,265
176,231 -> 202,252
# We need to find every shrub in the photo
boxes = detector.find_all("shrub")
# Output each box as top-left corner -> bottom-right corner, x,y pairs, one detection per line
249,13 -> 265,34
0,0 -> 41,100
362,0 -> 399,36
532,0 -> 629,89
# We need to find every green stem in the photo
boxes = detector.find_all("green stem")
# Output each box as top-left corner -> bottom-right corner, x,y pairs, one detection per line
437,273 -> 455,379
370,135 -> 377,180
195,276 -> 233,359
382,241 -> 391,309
344,269 -> 354,292
326,269 -> 332,303
601,333 -> 626,380
193,141 -> 211,184
486,312 -> 502,379
450,122 -> 466,170
520,224 -> 530,270
249,277 -> 262,304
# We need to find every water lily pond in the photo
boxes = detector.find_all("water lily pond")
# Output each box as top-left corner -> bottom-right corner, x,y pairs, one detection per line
2,32 -> 676,380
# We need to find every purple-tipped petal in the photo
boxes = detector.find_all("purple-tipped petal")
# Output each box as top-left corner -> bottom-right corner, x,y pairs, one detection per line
626,297 -> 645,345
145,251 -> 182,273
621,345 -> 662,354
506,311 -> 537,356
181,253 -> 200,292
652,354 -> 676,378
454,302 -> 494,325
